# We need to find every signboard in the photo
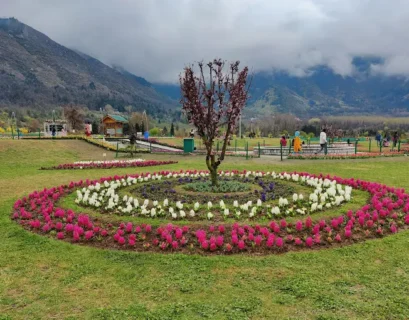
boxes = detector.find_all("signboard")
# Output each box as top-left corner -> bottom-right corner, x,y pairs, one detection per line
107,129 -> 115,135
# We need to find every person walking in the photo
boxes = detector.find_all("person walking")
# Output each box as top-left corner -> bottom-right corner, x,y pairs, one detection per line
375,132 -> 381,146
393,131 -> 398,148
280,135 -> 287,147
315,128 -> 327,154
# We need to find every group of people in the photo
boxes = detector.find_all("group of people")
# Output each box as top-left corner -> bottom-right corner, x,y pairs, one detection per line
280,129 -> 328,154
375,131 -> 399,148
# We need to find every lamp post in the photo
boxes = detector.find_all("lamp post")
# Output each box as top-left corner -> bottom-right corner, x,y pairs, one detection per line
100,108 -> 104,135
142,110 -> 148,132
52,110 -> 56,138
11,112 -> 16,139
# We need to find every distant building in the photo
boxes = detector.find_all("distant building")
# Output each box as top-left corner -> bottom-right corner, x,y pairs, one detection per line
102,114 -> 128,137
43,119 -> 68,137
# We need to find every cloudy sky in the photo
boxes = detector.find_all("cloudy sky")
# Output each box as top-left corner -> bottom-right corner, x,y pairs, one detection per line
2,0 -> 409,82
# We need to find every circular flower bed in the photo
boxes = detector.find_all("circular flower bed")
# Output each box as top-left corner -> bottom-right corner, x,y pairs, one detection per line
74,171 -> 352,220
10,170 -> 409,255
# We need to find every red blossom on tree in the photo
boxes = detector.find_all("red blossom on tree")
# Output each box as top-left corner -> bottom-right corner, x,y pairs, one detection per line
180,59 -> 250,186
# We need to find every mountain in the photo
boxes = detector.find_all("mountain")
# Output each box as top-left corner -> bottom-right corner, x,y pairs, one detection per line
0,18 -> 174,115
153,58 -> 409,117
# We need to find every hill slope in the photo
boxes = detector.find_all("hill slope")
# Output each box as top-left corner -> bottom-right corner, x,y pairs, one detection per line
0,18 -> 174,115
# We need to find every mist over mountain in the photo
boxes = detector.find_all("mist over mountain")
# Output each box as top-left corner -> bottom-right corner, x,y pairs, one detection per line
153,58 -> 409,118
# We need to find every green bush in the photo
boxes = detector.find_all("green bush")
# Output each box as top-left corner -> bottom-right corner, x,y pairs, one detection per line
183,180 -> 251,193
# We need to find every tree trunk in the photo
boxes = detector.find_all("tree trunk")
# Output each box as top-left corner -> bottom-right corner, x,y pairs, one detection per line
206,154 -> 219,187
210,167 -> 218,187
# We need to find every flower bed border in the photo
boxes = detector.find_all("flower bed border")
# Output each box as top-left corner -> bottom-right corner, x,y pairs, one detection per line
11,170 -> 409,255
40,160 -> 178,170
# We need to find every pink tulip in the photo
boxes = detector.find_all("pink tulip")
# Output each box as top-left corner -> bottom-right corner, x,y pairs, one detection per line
73,231 -> 80,242
126,223 -> 133,233
295,221 -> 303,231
275,237 -> 283,247
216,236 -> 224,247
57,232 -> 64,239
85,231 -> 94,240
238,240 -> 246,250
175,228 -> 183,239
305,237 -> 313,247
255,235 -> 263,246
280,219 -> 287,229
201,240 -> 209,250
305,217 -> 312,229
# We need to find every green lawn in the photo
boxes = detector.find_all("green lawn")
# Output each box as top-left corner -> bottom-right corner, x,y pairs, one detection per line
156,137 -> 281,149
1,140 -> 409,319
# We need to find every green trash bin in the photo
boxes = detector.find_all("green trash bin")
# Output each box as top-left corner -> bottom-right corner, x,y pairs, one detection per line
183,138 -> 195,153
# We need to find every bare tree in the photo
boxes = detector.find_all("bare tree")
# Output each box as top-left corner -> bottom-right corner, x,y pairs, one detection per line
63,105 -> 84,131
180,59 -> 250,186
28,119 -> 41,132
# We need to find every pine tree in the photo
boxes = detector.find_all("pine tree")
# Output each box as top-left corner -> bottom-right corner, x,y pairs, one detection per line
141,121 -> 145,134
170,122 -> 175,136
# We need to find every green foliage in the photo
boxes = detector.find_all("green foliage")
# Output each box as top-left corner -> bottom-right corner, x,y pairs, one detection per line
170,122 -> 175,136
149,127 -> 160,136
182,180 -> 251,193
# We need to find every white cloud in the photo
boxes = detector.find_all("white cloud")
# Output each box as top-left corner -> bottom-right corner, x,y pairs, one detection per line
2,0 -> 409,82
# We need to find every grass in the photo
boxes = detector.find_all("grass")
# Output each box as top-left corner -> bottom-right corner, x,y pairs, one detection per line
1,140 -> 409,319
156,137 -> 281,149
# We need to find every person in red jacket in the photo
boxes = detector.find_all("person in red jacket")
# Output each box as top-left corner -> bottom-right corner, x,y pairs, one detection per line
280,136 -> 287,147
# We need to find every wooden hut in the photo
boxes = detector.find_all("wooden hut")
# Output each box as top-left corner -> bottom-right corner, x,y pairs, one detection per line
102,114 -> 128,137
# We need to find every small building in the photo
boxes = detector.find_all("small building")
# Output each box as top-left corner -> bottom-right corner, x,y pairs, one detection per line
102,114 -> 128,137
43,119 -> 68,137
